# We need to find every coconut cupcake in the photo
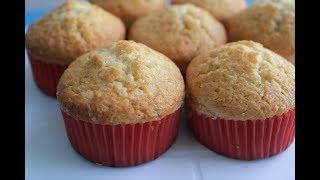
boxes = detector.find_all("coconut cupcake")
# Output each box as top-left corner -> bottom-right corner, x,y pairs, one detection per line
172,0 -> 247,24
25,1 -> 125,96
186,41 -> 295,160
129,4 -> 227,74
57,40 -> 185,167
89,0 -> 166,27
227,0 -> 295,63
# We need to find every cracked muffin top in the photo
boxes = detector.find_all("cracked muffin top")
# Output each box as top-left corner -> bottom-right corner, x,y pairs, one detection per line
227,0 -> 295,63
89,0 -> 166,27
25,0 -> 125,65
57,40 -> 185,125
186,41 -> 295,120
128,4 -> 227,74
172,0 -> 247,23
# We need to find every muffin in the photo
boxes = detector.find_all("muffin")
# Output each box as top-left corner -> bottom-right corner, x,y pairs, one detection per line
25,0 -> 125,96
172,0 -> 247,24
227,0 -> 295,63
129,4 -> 227,74
89,0 -> 166,27
186,41 -> 295,160
57,40 -> 185,167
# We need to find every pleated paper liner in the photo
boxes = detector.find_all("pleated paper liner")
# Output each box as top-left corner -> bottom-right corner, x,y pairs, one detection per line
188,108 -> 295,160
62,108 -> 182,167
28,52 -> 68,96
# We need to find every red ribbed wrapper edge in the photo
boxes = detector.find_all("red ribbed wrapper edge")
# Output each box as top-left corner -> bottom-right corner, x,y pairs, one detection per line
28,53 -> 68,96
61,108 -> 181,167
188,108 -> 295,160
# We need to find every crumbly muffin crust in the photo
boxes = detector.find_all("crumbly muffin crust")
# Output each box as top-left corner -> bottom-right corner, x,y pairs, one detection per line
25,0 -> 125,65
90,0 -> 165,27
172,0 -> 247,23
227,0 -> 295,63
129,4 -> 227,73
57,41 -> 185,125
186,41 -> 295,120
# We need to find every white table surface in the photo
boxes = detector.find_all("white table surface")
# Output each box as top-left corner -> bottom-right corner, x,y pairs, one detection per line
25,48 -> 295,180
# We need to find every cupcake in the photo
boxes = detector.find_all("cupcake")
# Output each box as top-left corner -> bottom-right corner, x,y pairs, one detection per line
227,0 -> 295,63
129,4 -> 227,74
172,0 -> 247,24
57,40 -> 185,167
25,1 -> 125,96
186,41 -> 295,160
89,0 -> 166,27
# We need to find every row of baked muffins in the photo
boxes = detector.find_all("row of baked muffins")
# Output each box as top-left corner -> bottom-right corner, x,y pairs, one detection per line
55,40 -> 295,167
25,0 -> 295,167
26,0 -> 295,96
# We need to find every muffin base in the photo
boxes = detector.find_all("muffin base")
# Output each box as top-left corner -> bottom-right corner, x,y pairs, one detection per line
28,53 -> 68,96
61,108 -> 181,167
188,108 -> 295,160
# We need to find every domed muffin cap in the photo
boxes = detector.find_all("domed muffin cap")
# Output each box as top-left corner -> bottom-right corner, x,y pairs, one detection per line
57,40 -> 185,125
89,0 -> 166,27
227,0 -> 295,63
172,0 -> 247,23
128,4 -> 227,74
25,0 -> 125,65
186,41 -> 295,121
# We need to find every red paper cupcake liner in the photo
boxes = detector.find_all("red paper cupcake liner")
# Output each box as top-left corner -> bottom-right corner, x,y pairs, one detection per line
188,108 -> 295,160
61,108 -> 181,167
28,53 -> 68,96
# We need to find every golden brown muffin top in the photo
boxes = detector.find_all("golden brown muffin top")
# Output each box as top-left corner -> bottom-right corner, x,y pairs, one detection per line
186,41 -> 295,120
129,4 -> 227,74
172,0 -> 247,23
25,0 -> 125,65
227,0 -> 295,63
90,0 -> 166,27
57,40 -> 185,125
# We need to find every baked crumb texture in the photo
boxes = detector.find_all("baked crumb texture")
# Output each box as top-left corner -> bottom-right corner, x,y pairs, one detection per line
186,40 -> 295,121
25,0 -> 125,65
57,40 -> 185,125
90,0 -> 166,27
129,4 -> 227,74
227,0 -> 295,63
172,0 -> 247,23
